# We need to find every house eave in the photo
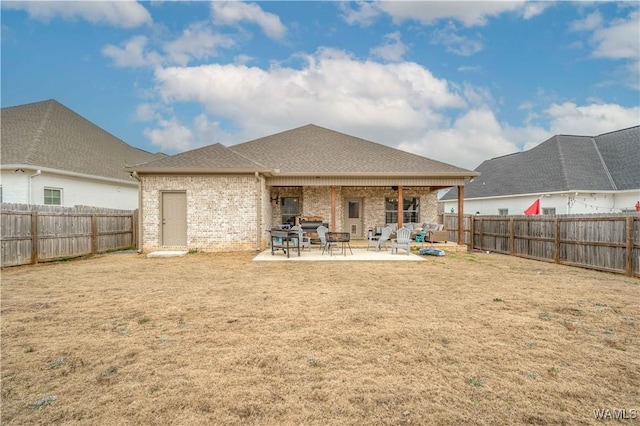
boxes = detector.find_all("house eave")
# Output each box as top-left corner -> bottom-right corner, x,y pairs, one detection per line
1,164 -> 137,186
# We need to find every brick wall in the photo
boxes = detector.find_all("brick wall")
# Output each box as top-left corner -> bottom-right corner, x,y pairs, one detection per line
141,177 -> 441,252
141,175 -> 263,252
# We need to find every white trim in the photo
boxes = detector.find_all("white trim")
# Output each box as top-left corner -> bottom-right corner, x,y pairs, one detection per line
1,164 -> 137,187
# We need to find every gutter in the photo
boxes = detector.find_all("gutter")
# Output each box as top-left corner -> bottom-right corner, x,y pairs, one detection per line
2,164 -> 138,186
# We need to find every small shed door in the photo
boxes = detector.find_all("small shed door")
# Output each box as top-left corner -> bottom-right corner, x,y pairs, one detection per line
162,192 -> 187,246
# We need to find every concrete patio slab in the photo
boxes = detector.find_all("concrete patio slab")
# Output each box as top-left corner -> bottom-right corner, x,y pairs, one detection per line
253,247 -> 425,262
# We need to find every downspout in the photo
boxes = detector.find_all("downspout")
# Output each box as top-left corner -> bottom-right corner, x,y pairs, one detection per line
255,172 -> 262,251
28,169 -> 42,205
131,171 -> 143,253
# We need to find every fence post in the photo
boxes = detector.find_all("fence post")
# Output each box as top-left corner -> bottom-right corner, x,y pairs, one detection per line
470,215 -> 475,250
132,210 -> 138,250
91,214 -> 98,254
509,217 -> 515,255
554,217 -> 560,264
626,216 -> 633,277
478,218 -> 484,251
31,211 -> 39,265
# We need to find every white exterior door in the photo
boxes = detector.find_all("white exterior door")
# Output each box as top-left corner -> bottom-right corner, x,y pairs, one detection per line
344,198 -> 363,238
162,192 -> 187,246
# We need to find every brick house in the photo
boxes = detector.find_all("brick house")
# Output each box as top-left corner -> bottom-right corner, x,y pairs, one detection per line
126,125 -> 478,252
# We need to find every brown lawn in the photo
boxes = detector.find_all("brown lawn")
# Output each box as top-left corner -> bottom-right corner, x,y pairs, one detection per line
1,251 -> 638,425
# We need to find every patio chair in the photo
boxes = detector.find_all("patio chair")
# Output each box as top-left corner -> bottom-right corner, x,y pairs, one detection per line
367,228 -> 380,251
316,225 -> 336,255
290,225 -> 311,251
375,226 -> 393,251
391,227 -> 412,255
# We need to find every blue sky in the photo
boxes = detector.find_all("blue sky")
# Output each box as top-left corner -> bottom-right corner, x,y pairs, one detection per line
2,1 -> 639,169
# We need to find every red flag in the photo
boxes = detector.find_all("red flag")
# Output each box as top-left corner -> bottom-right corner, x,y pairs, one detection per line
524,199 -> 540,215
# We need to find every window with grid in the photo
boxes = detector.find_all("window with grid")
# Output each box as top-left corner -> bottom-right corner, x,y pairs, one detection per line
44,188 -> 62,205
542,207 -> 556,215
385,197 -> 419,224
498,208 -> 508,216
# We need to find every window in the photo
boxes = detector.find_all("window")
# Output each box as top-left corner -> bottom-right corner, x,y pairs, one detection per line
280,197 -> 299,225
542,207 -> 556,215
44,188 -> 62,205
498,208 -> 508,216
385,197 -> 419,224
0,185 -> 2,203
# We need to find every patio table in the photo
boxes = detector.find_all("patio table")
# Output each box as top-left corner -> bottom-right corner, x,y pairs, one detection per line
326,232 -> 353,256
270,230 -> 300,258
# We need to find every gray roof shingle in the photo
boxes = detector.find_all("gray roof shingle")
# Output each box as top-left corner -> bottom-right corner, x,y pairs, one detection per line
130,143 -> 266,171
231,124 -> 473,175
441,125 -> 640,200
129,124 -> 477,177
1,99 -> 163,181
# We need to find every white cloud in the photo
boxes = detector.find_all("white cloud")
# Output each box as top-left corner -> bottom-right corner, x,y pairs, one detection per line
398,109 -> 524,169
163,23 -> 235,66
570,11 -> 604,32
211,1 -> 286,40
431,23 -> 484,56
145,49 -> 636,170
339,1 -> 382,27
143,114 -> 231,152
2,1 -> 151,28
342,1 -> 543,28
370,32 -> 409,62
544,102 -> 640,136
102,35 -> 162,68
152,47 -> 466,148
571,9 -> 639,60
133,103 -> 159,122
143,117 -> 194,152
590,10 -> 640,60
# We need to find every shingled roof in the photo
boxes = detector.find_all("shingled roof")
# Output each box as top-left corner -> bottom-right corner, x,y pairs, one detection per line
1,99 -> 164,182
129,124 -> 477,177
441,125 -> 640,200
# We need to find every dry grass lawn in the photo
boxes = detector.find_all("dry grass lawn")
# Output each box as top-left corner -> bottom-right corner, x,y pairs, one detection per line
1,251 -> 638,425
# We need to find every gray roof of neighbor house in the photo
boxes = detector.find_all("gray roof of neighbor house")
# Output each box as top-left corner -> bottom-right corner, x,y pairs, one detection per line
129,124 -> 477,178
441,125 -> 640,200
1,99 -> 164,182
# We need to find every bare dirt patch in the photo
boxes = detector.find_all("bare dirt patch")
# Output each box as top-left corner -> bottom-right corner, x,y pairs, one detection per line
1,251 -> 638,425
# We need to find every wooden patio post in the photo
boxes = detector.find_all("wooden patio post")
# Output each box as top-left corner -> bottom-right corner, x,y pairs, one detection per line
457,185 -> 464,245
331,186 -> 336,231
397,185 -> 403,229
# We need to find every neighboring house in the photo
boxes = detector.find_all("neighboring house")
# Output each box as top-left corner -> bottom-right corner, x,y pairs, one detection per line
1,99 -> 164,209
126,124 -> 479,252
441,126 -> 640,216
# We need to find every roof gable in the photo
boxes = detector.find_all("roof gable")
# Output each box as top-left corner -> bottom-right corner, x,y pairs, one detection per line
1,99 -> 162,181
130,143 -> 265,172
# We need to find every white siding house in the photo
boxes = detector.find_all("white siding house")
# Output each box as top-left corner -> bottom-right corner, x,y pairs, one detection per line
441,126 -> 640,215
1,100 -> 163,209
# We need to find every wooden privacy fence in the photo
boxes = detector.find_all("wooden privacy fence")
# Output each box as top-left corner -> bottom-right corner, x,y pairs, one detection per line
442,213 -> 640,277
1,204 -> 138,267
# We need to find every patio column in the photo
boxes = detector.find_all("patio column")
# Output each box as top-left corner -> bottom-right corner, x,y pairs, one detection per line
397,185 -> 403,229
457,185 -> 464,245
331,186 -> 336,231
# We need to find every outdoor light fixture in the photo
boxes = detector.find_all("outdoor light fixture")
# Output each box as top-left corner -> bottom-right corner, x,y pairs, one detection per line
270,194 -> 279,205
